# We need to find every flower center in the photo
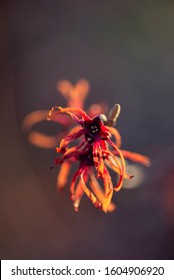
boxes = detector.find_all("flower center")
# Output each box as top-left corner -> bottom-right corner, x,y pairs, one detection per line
90,124 -> 99,134
83,116 -> 103,143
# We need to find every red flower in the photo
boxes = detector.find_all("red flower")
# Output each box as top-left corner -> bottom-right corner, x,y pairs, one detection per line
48,105 -> 150,212
22,78 -> 150,213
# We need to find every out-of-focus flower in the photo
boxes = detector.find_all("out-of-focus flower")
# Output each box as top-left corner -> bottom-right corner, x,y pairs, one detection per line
48,105 -> 150,212
22,79 -> 106,148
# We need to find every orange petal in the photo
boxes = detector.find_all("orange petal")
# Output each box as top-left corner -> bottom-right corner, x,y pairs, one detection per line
89,173 -> 116,212
56,79 -> 90,109
47,112 -> 71,125
102,189 -> 114,213
102,149 -> 122,176
75,79 -> 90,100
59,128 -> 85,152
92,141 -> 104,178
28,131 -> 58,149
105,158 -> 133,180
107,126 -> 122,148
67,80 -> 90,108
22,110 -> 49,132
121,150 -> 151,166
70,168 -> 83,201
56,80 -> 73,98
57,161 -> 71,191
80,171 -> 101,209
92,141 -> 100,170
68,125 -> 82,135
48,106 -> 91,122
108,139 -> 126,191
73,179 -> 85,212
103,166 -> 113,196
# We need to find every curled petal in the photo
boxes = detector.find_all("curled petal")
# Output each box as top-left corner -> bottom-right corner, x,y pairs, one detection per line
100,167 -> 114,212
70,167 -> 84,201
55,147 -> 78,164
59,128 -> 86,153
81,171 -> 101,209
121,150 -> 151,166
56,80 -> 73,98
57,161 -> 71,191
28,131 -> 59,149
56,79 -> 89,109
46,110 -> 71,126
105,157 -> 133,180
73,176 -> 86,212
67,125 -> 82,136
107,126 -> 122,148
75,79 -> 90,99
58,106 -> 91,122
102,149 -> 122,177
103,166 -> 113,195
48,106 -> 91,124
102,189 -> 114,213
107,139 -> 126,191
93,141 -> 104,178
69,79 -> 90,108
100,125 -> 111,139
89,173 -> 116,212
22,110 -> 49,132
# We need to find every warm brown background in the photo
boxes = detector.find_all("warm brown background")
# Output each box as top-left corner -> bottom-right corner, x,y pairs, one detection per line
1,0 -> 174,259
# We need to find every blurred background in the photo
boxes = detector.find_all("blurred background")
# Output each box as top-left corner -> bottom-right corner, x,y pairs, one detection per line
1,0 -> 174,259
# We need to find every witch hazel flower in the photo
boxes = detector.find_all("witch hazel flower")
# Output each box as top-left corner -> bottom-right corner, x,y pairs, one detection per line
22,78 -> 150,212
48,104 -> 150,212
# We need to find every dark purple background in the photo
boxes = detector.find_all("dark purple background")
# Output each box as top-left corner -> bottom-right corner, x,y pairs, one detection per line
1,0 -> 174,259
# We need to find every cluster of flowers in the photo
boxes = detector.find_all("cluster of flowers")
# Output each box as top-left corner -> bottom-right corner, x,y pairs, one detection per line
23,79 -> 150,212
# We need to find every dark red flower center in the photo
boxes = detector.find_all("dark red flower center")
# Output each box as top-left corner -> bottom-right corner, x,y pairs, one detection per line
83,116 -> 103,142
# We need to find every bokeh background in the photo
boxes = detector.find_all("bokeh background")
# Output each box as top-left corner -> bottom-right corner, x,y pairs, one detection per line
1,0 -> 174,259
